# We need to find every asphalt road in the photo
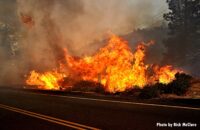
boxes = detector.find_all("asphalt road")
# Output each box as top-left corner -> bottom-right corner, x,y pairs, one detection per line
0,88 -> 199,130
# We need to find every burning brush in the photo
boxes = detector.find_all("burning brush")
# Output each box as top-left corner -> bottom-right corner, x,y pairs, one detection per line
26,34 -> 181,93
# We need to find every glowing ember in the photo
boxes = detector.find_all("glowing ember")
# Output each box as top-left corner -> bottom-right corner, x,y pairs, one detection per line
26,34 -> 180,92
20,13 -> 35,28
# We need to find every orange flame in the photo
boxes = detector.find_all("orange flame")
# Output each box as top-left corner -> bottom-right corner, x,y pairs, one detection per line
26,70 -> 66,90
153,65 -> 179,84
26,34 -> 180,92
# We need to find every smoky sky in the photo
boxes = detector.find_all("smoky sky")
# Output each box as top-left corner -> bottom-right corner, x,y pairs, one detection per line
16,0 -> 168,55
0,0 -> 169,85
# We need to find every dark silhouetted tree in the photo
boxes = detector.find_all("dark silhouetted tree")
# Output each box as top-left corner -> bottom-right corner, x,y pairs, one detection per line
163,0 -> 200,74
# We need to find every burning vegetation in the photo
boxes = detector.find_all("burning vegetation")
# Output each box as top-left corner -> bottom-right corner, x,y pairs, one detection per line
26,34 -> 181,93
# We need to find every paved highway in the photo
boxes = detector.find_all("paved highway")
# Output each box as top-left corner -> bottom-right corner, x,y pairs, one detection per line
0,88 -> 199,130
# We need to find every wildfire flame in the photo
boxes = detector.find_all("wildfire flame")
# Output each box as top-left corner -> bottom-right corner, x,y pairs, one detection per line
26,70 -> 66,90
26,34 -> 180,92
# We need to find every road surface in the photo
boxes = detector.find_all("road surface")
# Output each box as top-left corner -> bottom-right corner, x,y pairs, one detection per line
0,88 -> 199,130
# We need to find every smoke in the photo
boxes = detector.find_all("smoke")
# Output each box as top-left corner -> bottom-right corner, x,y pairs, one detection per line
17,0 -> 168,54
0,0 -> 168,85
122,26 -> 168,65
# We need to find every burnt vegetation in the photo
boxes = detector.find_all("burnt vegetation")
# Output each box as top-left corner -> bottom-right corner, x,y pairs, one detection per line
72,80 -> 105,93
69,73 -> 192,99
162,73 -> 192,95
138,73 -> 192,99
